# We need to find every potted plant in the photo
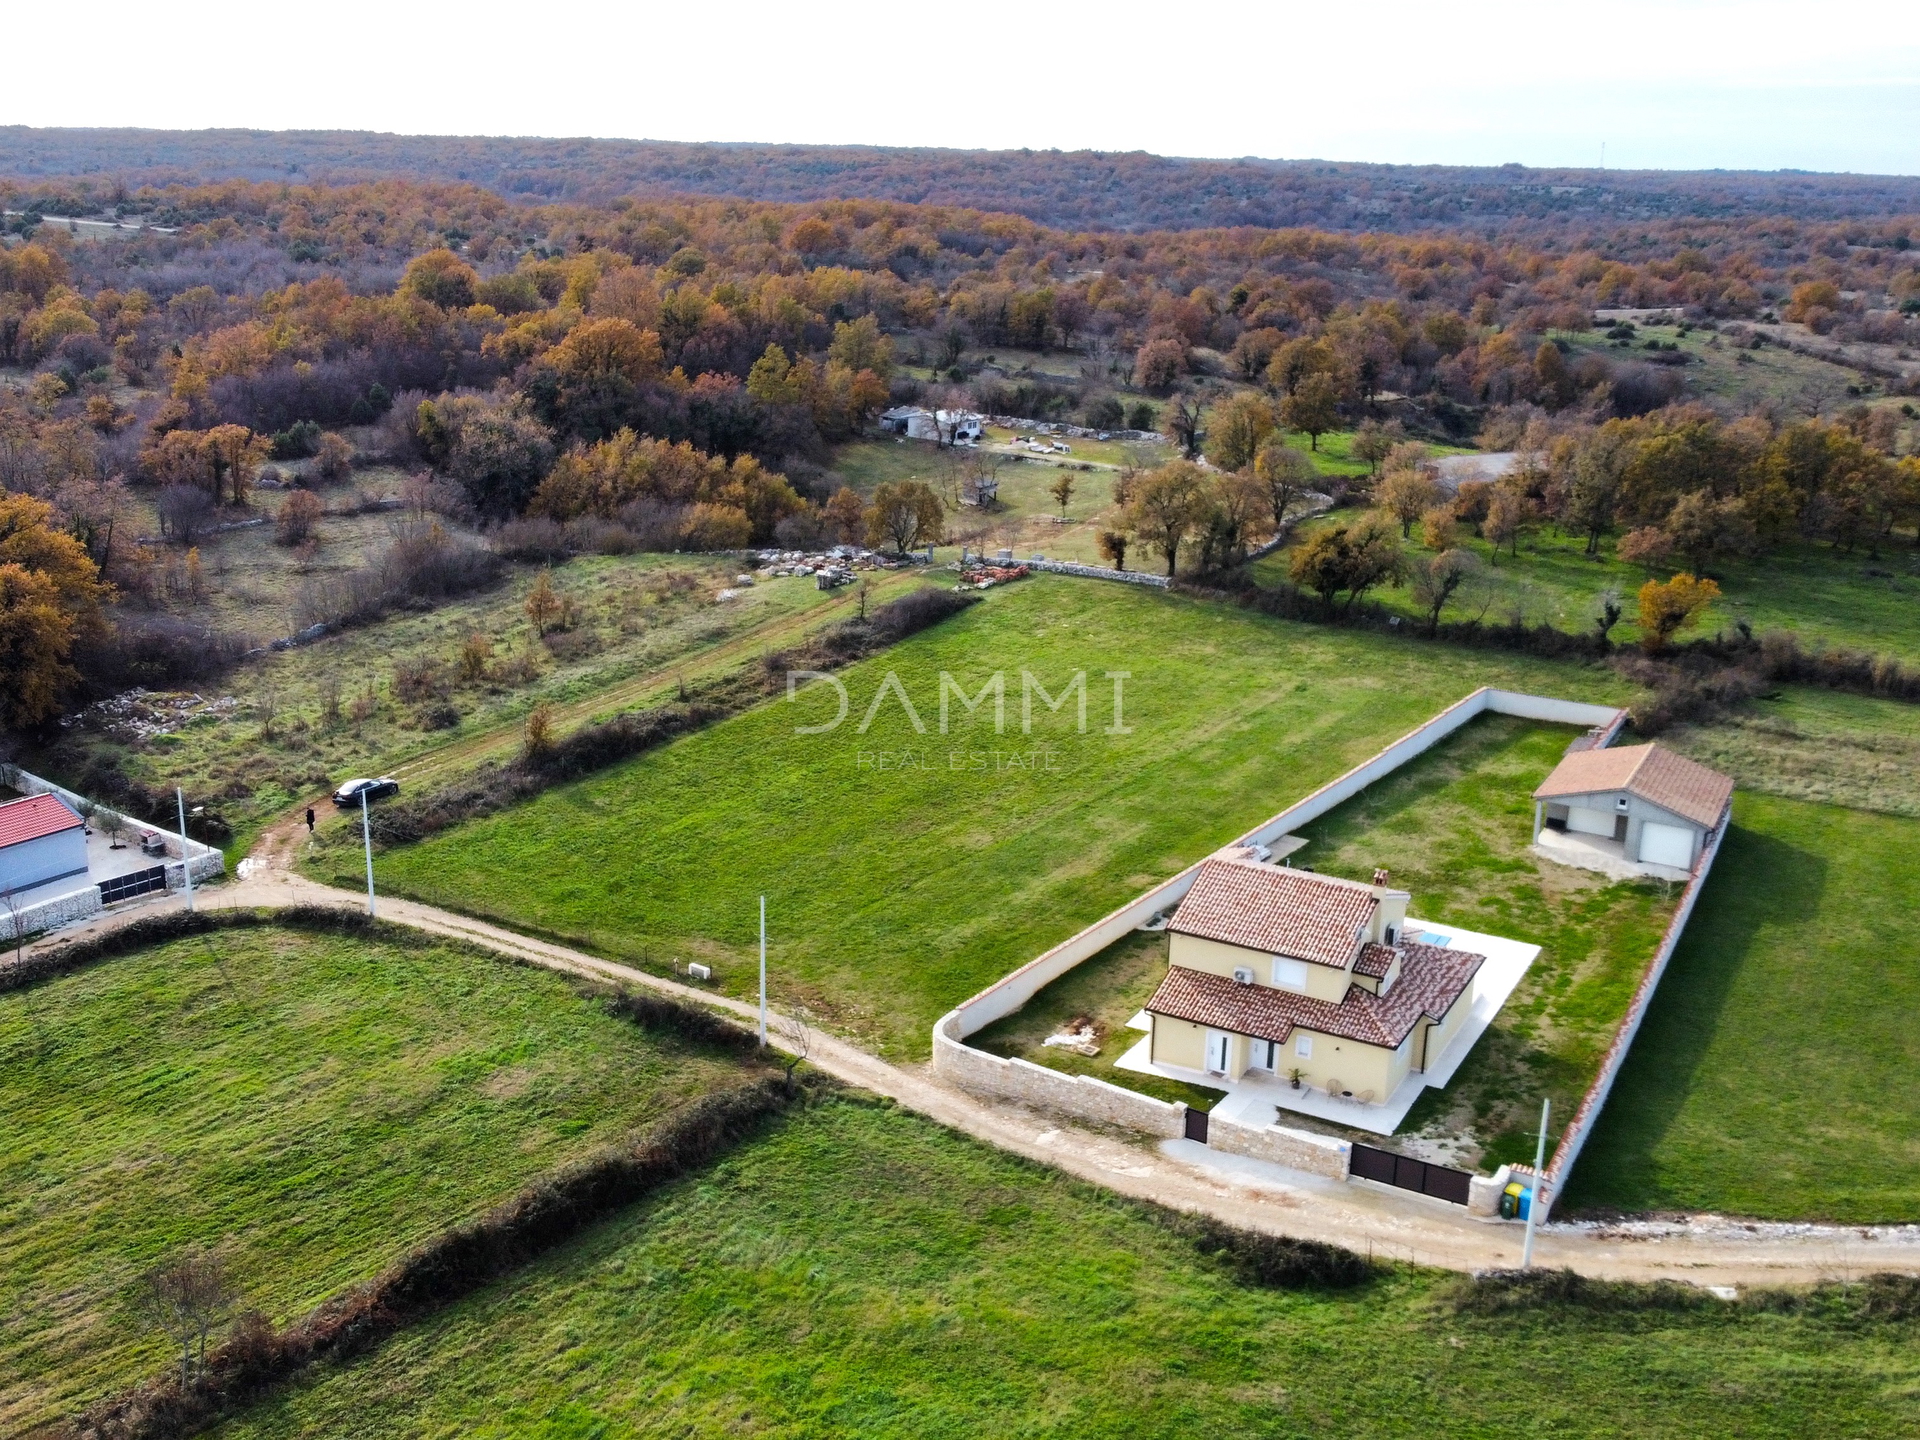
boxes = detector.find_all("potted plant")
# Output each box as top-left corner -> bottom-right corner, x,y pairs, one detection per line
1286,1066 -> 1307,1091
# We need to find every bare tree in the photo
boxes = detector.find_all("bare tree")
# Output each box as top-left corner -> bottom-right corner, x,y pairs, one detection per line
156,484 -> 217,545
255,684 -> 280,740
775,1006 -> 815,1093
140,1249 -> 239,1389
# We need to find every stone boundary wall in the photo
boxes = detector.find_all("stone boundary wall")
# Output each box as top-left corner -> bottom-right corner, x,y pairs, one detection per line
932,1015 -> 1188,1136
1534,806 -> 1729,1222
1208,1110 -> 1352,1180
1,885 -> 103,942
1022,559 -> 1169,588
932,687 -> 1631,1158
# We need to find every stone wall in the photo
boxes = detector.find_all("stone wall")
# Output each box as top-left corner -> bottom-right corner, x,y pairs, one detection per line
1021,559 -> 1169,588
1,885 -> 104,942
1208,1110 -> 1352,1180
933,1015 -> 1187,1136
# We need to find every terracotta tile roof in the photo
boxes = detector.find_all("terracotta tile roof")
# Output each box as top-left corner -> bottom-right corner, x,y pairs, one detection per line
1147,940 -> 1483,1052
0,793 -> 84,850
1533,743 -> 1732,830
1354,942 -> 1397,979
1168,858 -> 1377,968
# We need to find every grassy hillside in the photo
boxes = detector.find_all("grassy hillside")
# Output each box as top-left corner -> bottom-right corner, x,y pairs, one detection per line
207,1098 -> 1920,1439
355,576 -> 1637,1058
1256,511 -> 1920,661
0,924 -> 743,1430
52,551 -> 868,859
1567,792 -> 1920,1222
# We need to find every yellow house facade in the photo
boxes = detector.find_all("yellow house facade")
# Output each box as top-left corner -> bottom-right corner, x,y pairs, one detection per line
1145,854 -> 1483,1105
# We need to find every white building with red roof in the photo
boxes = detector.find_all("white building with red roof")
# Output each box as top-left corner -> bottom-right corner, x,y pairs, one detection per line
1531,742 -> 1732,879
0,793 -> 89,895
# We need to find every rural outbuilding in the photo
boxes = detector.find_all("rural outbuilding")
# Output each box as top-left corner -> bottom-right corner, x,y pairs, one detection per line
1532,742 -> 1732,877
0,793 -> 89,896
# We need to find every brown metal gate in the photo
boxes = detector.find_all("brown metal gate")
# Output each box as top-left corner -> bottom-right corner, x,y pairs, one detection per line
1350,1142 -> 1472,1205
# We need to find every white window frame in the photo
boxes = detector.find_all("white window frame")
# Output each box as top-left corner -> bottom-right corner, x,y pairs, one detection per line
1271,955 -> 1310,992
1295,1033 -> 1313,1058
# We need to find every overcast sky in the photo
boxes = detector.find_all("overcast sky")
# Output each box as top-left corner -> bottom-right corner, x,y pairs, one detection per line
12,0 -> 1918,175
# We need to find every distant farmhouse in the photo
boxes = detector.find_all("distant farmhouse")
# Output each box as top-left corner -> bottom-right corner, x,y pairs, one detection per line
878,407 -> 983,444
1143,856 -> 1484,1106
1532,743 -> 1733,879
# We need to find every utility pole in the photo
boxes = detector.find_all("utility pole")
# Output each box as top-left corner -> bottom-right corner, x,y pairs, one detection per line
758,894 -> 767,1047
360,789 -> 376,918
175,787 -> 194,913
1521,1096 -> 1550,1269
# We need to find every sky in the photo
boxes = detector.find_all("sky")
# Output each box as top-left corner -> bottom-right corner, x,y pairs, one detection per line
11,0 -> 1920,175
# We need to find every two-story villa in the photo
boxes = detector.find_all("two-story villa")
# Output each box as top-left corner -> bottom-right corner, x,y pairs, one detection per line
1143,853 -> 1485,1104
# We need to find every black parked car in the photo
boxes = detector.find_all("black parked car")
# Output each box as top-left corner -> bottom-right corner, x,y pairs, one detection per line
332,777 -> 400,808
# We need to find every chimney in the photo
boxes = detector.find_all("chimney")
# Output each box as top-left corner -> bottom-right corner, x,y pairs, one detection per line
1372,867 -> 1391,888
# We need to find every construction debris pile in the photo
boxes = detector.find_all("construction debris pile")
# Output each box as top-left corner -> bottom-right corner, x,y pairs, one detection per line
751,546 -> 925,591
63,689 -> 241,740
955,562 -> 1031,590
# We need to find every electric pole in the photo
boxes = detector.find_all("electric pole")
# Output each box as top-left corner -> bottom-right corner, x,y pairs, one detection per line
175,787 -> 194,913
1521,1096 -> 1550,1269
361,789 -> 376,918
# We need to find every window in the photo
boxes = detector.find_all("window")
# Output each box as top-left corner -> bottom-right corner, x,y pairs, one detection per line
1295,1034 -> 1313,1058
1383,925 -> 1397,945
1272,956 -> 1310,992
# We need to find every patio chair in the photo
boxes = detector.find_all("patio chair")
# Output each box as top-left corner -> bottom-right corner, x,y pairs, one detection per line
1324,1078 -> 1344,1100
1355,1089 -> 1376,1105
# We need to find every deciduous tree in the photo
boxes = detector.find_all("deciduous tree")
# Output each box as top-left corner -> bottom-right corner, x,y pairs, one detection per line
1637,572 -> 1720,652
1279,371 -> 1341,451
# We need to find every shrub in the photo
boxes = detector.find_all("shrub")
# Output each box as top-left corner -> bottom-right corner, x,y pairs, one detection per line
275,489 -> 323,547
313,431 -> 354,483
1172,1214 -> 1375,1289
1444,1268 -> 1710,1316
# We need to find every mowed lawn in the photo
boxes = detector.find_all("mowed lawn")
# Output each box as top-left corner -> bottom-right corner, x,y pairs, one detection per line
0,925 -> 743,1432
366,577 -> 1634,1059
971,716 -> 1678,1168
208,1098 -> 1919,1440
1568,793 -> 1920,1222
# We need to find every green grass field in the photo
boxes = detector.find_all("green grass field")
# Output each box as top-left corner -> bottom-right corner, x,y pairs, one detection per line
53,552 -> 856,858
207,1097 -> 1920,1439
1256,509 -> 1920,661
975,716 -> 1678,1167
1663,687 -> 1920,820
354,576 -> 1640,1059
0,923 -> 743,1431
1566,792 -> 1920,1222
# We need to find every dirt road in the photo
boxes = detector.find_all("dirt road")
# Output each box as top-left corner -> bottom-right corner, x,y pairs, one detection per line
44,860 -> 1919,1289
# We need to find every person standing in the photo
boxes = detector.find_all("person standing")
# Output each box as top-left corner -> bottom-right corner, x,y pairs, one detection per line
305,806 -> 316,836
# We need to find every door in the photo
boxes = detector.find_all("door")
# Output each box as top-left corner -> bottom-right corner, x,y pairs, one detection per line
1567,805 -> 1615,837
1639,821 -> 1695,868
1205,1031 -> 1230,1073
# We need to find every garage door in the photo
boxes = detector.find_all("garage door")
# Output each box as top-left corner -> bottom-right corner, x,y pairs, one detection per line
1567,805 -> 1616,837
1640,822 -> 1695,868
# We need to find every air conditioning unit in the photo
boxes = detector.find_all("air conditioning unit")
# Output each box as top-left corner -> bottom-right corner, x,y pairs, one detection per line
1232,966 -> 1255,985
687,962 -> 712,981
